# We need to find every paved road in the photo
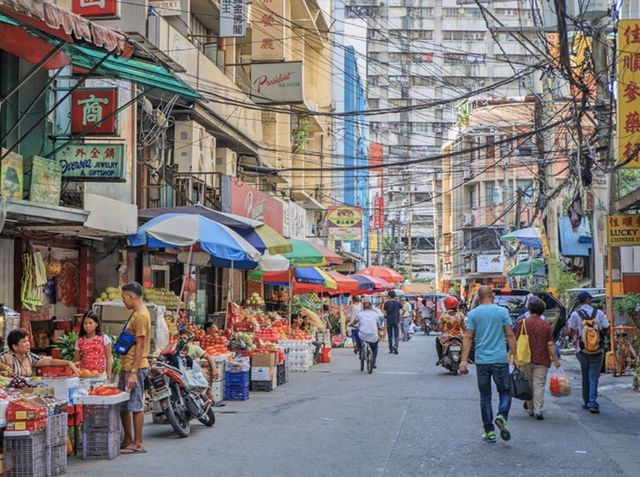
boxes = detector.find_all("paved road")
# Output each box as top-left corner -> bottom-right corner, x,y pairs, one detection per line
68,334 -> 640,477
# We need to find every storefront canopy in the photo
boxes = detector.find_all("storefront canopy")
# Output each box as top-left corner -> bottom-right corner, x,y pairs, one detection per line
501,227 -> 543,249
558,216 -> 591,257
508,258 -> 545,277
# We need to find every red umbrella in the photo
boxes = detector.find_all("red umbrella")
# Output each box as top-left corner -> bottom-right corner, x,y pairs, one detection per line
353,274 -> 394,295
357,266 -> 404,283
326,271 -> 360,295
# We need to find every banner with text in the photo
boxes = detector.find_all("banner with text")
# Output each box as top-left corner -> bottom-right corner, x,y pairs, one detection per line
251,0 -> 284,60
617,20 -> 640,168
220,0 -> 247,37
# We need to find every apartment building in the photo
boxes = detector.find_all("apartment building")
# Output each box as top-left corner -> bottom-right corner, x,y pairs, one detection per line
349,0 -> 539,276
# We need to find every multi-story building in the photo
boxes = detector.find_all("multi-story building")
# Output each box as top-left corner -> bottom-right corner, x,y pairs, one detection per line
350,0 -> 539,276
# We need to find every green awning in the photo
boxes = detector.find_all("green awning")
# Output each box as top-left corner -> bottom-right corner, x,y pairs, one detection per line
508,258 -> 545,277
64,44 -> 201,100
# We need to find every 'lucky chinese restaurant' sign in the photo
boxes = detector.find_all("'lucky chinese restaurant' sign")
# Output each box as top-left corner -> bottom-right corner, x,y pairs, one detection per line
71,89 -> 118,135
606,214 -> 640,247
57,144 -> 125,181
617,20 -> 640,168
220,0 -> 247,37
72,0 -> 119,18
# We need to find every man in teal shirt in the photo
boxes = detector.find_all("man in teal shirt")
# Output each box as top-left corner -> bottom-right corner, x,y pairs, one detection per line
461,286 -> 519,443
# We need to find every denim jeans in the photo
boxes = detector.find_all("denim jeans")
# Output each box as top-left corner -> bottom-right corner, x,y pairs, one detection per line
577,351 -> 603,408
476,363 -> 512,432
352,327 -> 361,349
387,322 -> 399,351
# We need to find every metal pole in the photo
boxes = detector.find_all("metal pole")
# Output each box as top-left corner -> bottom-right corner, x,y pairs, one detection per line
607,246 -> 616,374
176,245 -> 193,318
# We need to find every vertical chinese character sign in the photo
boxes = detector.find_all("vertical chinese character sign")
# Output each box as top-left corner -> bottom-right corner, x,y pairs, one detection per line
617,20 -> 640,168
72,0 -> 119,18
71,89 -> 118,135
220,0 -> 246,38
251,0 -> 284,61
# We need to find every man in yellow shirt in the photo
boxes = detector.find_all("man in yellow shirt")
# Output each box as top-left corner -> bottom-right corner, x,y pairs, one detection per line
119,282 -> 151,454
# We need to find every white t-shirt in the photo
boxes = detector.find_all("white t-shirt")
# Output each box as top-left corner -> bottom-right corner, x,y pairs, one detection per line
349,303 -> 363,323
356,310 -> 380,343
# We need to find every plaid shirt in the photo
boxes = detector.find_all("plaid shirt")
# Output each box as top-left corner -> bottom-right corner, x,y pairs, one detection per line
0,350 -> 42,377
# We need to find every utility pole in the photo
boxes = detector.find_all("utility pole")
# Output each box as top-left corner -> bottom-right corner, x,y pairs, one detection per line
408,193 -> 413,279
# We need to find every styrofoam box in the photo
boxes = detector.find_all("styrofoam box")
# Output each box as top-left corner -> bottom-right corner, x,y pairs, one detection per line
42,378 -> 80,404
251,367 -> 273,382
210,380 -> 223,403
76,391 -> 130,406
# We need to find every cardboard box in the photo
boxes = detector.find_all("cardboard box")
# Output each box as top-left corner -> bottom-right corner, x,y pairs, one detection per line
24,155 -> 62,205
251,366 -> 273,381
0,149 -> 23,199
251,353 -> 277,368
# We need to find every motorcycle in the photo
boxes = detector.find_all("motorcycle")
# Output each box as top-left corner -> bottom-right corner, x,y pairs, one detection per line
439,335 -> 463,375
148,338 -> 215,438
422,317 -> 438,335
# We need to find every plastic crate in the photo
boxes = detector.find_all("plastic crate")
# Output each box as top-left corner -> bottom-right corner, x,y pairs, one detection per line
277,364 -> 288,386
46,414 -> 68,447
250,380 -> 274,392
82,404 -> 120,432
223,386 -> 249,401
46,443 -> 67,477
81,429 -> 120,460
4,430 -> 47,477
224,370 -> 249,386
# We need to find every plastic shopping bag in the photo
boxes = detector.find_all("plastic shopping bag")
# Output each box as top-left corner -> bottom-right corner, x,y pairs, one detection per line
549,367 -> 572,397
180,360 -> 209,393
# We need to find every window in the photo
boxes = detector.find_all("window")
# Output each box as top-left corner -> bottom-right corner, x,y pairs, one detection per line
370,121 -> 381,131
443,53 -> 485,65
443,31 -> 485,42
443,7 -> 483,19
470,184 -> 478,209
388,99 -> 412,107
368,76 -> 379,86
408,7 -> 433,18
397,30 -> 434,40
411,123 -> 430,133
517,179 -> 535,203
368,99 -> 379,110
495,8 -> 532,18
485,182 -> 498,206
411,76 -> 437,86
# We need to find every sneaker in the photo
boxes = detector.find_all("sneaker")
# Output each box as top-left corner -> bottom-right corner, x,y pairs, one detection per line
494,415 -> 511,441
389,350 -> 394,354
482,431 -> 497,443
536,413 -> 544,420
581,402 -> 589,410
589,406 -> 600,414
394,349 -> 399,355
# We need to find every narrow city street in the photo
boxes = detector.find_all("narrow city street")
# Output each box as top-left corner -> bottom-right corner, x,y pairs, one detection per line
68,335 -> 640,477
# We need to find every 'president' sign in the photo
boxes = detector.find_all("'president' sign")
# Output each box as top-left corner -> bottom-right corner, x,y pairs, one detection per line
251,62 -> 303,104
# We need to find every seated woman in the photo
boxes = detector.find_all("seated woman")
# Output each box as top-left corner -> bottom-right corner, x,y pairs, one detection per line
0,328 -> 80,377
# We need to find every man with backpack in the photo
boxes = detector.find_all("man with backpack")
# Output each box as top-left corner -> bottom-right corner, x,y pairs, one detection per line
567,291 -> 609,414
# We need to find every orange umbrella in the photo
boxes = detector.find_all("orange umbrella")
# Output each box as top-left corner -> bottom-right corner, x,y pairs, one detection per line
326,271 -> 360,294
357,266 -> 404,283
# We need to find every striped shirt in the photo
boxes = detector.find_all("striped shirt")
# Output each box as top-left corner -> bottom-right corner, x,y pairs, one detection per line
0,351 -> 42,377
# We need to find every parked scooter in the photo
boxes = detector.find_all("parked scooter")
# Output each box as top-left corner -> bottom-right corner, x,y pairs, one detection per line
439,335 -> 463,375
148,337 -> 215,437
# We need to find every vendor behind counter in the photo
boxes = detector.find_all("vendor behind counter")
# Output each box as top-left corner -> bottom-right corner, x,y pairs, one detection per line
0,328 -> 80,377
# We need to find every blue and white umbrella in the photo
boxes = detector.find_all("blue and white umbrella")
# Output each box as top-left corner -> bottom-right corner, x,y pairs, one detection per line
128,213 -> 261,269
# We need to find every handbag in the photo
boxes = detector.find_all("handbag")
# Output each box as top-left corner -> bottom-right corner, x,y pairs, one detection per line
113,313 -> 136,355
516,319 -> 531,366
510,368 -> 533,401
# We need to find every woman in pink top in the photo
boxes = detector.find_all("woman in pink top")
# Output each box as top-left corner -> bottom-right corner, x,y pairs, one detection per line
73,311 -> 113,380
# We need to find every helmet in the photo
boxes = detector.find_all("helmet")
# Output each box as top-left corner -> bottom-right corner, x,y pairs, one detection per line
444,296 -> 459,310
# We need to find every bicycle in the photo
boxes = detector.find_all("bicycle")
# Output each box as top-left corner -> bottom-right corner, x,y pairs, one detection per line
359,341 -> 374,374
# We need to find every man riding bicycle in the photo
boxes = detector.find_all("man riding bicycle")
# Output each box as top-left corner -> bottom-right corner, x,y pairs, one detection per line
351,302 -> 381,369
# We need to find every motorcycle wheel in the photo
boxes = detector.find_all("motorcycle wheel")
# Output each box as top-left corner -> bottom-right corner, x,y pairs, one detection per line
450,361 -> 459,376
165,392 -> 191,438
198,406 -> 216,427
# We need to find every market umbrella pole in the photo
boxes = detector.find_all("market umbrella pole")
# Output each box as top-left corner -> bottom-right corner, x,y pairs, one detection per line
177,245 -> 193,319
340,294 -> 345,337
288,267 -> 293,328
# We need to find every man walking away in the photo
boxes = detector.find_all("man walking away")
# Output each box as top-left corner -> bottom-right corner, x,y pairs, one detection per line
568,291 -> 609,413
515,297 -> 561,420
383,291 -> 402,354
119,282 -> 152,454
460,286 -> 519,443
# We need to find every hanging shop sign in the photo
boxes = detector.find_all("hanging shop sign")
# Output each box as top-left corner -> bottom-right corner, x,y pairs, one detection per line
283,200 -> 307,239
71,89 -> 118,135
56,144 -> 125,181
220,0 -> 247,37
71,0 -> 120,18
222,176 -> 284,233
148,0 -> 181,16
327,206 -> 363,241
250,62 -> 303,104
617,20 -> 640,168
477,254 -> 505,274
251,0 -> 284,60
606,214 -> 640,247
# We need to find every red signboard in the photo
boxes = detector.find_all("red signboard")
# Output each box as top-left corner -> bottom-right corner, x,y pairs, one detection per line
229,178 -> 284,233
71,89 -> 118,135
373,195 -> 384,231
72,0 -> 119,18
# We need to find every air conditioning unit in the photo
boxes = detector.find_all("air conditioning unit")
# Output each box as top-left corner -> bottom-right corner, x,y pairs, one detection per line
462,170 -> 471,180
239,54 -> 252,64
173,121 -> 216,176
463,214 -> 475,226
215,147 -> 237,177
433,127 -> 443,133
